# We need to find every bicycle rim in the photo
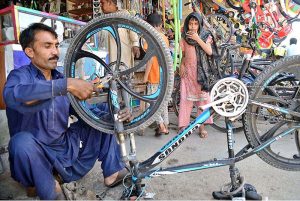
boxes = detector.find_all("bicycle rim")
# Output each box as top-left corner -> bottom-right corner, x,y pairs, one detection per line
64,13 -> 173,134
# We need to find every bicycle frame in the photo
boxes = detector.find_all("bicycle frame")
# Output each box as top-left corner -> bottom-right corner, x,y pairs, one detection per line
121,106 -> 300,180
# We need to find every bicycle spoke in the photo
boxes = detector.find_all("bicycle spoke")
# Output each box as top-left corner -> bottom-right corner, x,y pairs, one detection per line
110,24 -> 122,70
75,49 -> 111,72
117,78 -> 157,103
119,49 -> 156,76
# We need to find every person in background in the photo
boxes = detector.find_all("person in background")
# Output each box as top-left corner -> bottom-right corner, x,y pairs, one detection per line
143,13 -> 170,136
3,23 -> 131,200
286,37 -> 300,57
100,0 -> 140,67
178,12 -> 213,139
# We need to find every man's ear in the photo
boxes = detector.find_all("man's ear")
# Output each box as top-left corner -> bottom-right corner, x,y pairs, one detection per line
24,47 -> 34,59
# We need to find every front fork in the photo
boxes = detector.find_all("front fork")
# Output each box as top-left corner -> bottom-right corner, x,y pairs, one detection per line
110,80 -> 143,198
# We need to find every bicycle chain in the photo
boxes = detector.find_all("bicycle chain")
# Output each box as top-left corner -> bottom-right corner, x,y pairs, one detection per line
242,84 -> 300,123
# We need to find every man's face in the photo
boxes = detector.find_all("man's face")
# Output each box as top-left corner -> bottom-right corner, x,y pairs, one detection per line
100,0 -> 115,14
26,31 -> 59,71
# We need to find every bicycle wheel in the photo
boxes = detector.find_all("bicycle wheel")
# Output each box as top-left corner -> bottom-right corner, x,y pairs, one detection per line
64,13 -> 174,134
243,56 -> 300,171
206,13 -> 233,46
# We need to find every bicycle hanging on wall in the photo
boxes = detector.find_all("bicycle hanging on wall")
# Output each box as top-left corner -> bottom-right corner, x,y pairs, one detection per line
64,13 -> 300,200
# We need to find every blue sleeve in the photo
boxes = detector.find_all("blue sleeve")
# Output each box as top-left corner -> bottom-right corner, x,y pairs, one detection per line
3,69 -> 67,113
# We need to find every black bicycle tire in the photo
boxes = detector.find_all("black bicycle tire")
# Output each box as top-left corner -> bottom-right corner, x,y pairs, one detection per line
206,13 -> 233,45
64,13 -> 174,134
243,55 -> 300,171
172,86 -> 180,117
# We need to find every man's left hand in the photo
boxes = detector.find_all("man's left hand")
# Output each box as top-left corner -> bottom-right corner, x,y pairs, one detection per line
132,46 -> 140,59
118,107 -> 133,122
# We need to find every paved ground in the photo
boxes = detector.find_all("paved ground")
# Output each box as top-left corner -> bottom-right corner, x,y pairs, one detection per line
1,112 -> 300,200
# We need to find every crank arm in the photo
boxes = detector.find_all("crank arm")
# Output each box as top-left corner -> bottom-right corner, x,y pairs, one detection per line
200,95 -> 231,110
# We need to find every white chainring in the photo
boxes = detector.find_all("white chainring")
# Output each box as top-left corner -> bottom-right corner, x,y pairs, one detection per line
210,77 -> 249,117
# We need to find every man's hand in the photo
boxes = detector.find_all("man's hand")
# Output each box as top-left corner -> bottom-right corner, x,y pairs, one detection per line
117,107 -> 133,122
67,78 -> 94,100
132,46 -> 141,59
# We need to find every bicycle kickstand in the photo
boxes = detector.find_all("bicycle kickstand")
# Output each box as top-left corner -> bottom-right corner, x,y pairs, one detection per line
212,118 -> 262,200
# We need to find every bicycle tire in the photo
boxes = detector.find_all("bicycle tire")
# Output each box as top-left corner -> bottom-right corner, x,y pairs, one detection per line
243,56 -> 300,171
64,13 -> 174,134
206,13 -> 233,46
172,85 -> 180,117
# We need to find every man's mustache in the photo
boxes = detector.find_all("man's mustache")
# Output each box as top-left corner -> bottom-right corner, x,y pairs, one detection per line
49,56 -> 59,60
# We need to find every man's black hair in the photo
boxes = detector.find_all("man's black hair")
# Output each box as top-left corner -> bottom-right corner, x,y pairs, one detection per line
19,23 -> 58,50
290,37 -> 297,45
147,13 -> 162,27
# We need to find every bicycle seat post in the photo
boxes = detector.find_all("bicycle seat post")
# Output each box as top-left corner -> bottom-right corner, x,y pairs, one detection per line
238,54 -> 252,79
225,118 -> 241,190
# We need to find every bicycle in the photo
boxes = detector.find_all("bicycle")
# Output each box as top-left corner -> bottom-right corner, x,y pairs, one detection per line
64,13 -> 300,199
172,41 -> 274,133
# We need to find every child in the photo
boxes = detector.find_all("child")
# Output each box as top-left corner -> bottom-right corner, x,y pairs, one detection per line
144,13 -> 170,136
178,12 -> 213,138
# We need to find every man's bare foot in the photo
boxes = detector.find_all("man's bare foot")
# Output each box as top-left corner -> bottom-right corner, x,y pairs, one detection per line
104,168 -> 129,188
104,172 -> 118,186
55,180 -> 66,200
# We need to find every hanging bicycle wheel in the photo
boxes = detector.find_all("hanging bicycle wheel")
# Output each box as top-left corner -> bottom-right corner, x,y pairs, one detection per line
243,56 -> 300,171
206,13 -> 233,46
279,0 -> 300,19
64,13 -> 174,134
225,0 -> 243,11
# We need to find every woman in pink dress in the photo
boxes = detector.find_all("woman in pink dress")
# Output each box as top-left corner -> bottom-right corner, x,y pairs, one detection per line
178,12 -> 213,138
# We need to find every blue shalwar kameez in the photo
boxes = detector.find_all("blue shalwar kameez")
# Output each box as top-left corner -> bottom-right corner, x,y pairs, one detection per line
3,63 -> 124,200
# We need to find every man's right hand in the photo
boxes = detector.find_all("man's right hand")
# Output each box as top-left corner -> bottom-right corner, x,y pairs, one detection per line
67,78 -> 94,100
